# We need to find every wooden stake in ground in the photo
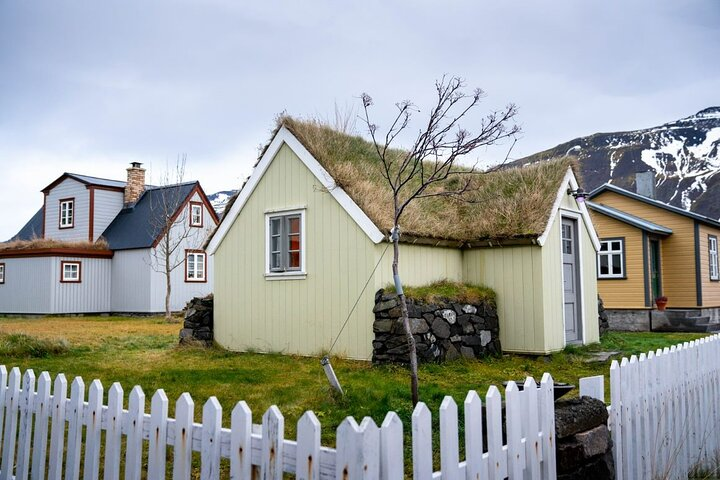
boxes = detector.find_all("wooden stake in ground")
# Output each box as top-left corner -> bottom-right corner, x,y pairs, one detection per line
361,76 -> 519,405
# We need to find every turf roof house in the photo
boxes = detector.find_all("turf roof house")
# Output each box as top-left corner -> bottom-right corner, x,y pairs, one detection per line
0,163 -> 218,314
587,179 -> 720,330
207,119 -> 601,359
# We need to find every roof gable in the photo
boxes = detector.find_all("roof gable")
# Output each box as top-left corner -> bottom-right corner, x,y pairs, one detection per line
587,201 -> 673,235
588,184 -> 720,229
42,172 -> 126,193
102,182 -> 217,250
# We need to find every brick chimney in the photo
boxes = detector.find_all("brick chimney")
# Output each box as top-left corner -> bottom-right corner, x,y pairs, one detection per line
124,162 -> 146,205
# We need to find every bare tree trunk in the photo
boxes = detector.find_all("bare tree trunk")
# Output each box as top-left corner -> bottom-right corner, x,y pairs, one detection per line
165,237 -> 172,322
392,225 -> 419,406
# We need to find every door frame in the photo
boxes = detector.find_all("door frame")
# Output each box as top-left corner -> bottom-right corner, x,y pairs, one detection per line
559,210 -> 585,345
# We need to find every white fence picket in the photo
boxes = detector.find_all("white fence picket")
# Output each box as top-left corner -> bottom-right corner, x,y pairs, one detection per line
522,377 -> 542,480
0,365 -> 7,467
230,401 -> 252,480
609,361 -> 622,480
31,371 -> 51,480
148,389 -> 169,480
104,383 -> 123,480
486,385 -> 505,480
125,386 -> 145,480
201,397 -> 222,480
261,406 -> 284,480
47,374 -> 67,480
16,370 -> 36,480
464,391 -> 486,480
505,382 -> 524,480
379,412 -> 402,480
65,377 -> 85,480
539,373 -> 556,480
83,380 -> 103,480
439,396 -> 460,480
1,367 -> 21,480
173,393 -> 194,480
411,402 -> 432,480
359,417 -> 380,480
297,411 -> 321,480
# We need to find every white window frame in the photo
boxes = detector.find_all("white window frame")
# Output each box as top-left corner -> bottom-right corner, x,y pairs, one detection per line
59,199 -> 74,229
709,235 -> 719,281
0,263 -> 5,284
61,261 -> 81,283
265,208 -> 306,279
598,238 -> 625,279
185,251 -> 207,282
190,203 -> 203,227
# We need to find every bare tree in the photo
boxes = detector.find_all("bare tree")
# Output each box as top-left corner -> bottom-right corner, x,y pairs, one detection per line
149,156 -> 205,322
360,76 -> 520,405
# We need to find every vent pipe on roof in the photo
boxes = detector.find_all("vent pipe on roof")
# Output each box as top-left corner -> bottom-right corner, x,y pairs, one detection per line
635,171 -> 656,200
125,162 -> 146,205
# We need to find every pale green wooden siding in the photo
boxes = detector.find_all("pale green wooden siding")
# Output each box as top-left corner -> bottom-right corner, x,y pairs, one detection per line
463,245 -> 545,353
375,244 -> 463,290
215,144 -> 381,360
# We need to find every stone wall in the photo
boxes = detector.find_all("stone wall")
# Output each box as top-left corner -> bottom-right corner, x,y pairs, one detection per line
555,396 -> 614,479
179,295 -> 213,346
598,296 -> 609,336
372,289 -> 501,364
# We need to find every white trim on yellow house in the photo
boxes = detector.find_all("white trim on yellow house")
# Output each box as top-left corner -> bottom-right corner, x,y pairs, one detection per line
207,126 -> 385,255
537,168 -> 601,251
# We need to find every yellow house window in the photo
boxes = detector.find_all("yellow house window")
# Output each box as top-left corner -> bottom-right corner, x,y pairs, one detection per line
598,238 -> 625,279
709,235 -> 719,281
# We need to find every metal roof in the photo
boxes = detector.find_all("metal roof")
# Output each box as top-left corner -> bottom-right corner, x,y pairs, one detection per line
586,201 -> 673,235
102,182 -> 198,250
66,173 -> 127,189
588,183 -> 720,229
8,207 -> 44,242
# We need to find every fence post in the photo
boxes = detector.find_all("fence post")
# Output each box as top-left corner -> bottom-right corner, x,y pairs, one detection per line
411,402 -> 432,480
379,412 -> 403,480
297,411 -> 321,480
173,393 -> 194,480
464,391 -> 486,480
359,417 -> 380,480
201,397 -> 222,480
230,401 -> 252,480
439,396 -> 460,480
261,406 -> 284,480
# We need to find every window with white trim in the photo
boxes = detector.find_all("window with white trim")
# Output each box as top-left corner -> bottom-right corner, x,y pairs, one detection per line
598,239 -> 625,278
186,251 -> 206,282
61,261 -> 81,283
267,211 -> 304,274
709,235 -> 719,281
0,263 -> 5,284
59,199 -> 74,228
190,203 -> 203,227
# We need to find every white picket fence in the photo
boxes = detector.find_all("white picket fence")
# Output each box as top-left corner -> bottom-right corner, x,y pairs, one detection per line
608,334 -> 720,480
0,365 -> 558,480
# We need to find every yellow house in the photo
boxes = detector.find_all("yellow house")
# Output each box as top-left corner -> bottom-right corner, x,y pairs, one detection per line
207,118 -> 601,359
588,183 -> 720,331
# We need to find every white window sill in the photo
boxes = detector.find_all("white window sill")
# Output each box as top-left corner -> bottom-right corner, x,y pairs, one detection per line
265,272 -> 307,281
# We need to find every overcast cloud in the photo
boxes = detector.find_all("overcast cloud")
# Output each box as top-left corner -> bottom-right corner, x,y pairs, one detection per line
1,0 -> 718,240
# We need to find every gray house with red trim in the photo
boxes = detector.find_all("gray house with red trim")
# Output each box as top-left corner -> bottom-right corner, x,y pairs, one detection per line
0,163 -> 218,315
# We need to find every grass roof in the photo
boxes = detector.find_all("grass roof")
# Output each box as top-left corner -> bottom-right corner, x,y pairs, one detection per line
0,238 -> 110,251
274,116 -> 577,242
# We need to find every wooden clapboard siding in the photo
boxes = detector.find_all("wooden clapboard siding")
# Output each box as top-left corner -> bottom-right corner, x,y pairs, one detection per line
214,144 -> 381,360
375,244 -> 463,288
592,190 -> 698,307
698,223 -> 720,307
590,212 -> 647,309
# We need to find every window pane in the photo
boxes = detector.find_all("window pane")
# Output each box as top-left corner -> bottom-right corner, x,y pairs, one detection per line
612,254 -> 622,275
289,252 -> 300,269
270,218 -> 282,236
563,240 -> 572,255
271,253 -> 281,269
599,255 -> 609,275
289,234 -> 300,252
600,242 -> 608,252
611,241 -> 621,251
288,217 -> 300,235
271,235 -> 280,253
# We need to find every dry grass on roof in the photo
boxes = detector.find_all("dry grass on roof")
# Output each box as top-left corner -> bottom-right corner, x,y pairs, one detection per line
278,116 -> 577,242
0,238 -> 110,251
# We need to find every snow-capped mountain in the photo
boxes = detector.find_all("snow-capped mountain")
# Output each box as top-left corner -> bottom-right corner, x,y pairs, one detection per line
515,107 -> 720,219
207,190 -> 237,217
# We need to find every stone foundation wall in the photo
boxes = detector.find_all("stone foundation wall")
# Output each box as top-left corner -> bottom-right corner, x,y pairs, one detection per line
598,296 -> 609,336
555,396 -> 614,479
372,289 -> 501,364
179,295 -> 213,346
606,309 -> 650,331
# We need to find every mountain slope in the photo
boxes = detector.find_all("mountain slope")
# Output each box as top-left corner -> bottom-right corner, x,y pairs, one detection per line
207,190 -> 237,217
515,107 -> 720,219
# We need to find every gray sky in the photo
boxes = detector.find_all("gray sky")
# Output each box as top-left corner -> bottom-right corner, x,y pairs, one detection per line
1,0 -> 718,240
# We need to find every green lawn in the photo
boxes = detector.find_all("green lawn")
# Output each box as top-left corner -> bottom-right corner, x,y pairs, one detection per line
0,316 -> 706,450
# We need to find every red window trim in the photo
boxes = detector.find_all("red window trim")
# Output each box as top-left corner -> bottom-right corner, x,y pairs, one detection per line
58,197 -> 75,230
189,201 -> 204,228
60,261 -> 82,283
185,249 -> 207,283
0,263 -> 5,284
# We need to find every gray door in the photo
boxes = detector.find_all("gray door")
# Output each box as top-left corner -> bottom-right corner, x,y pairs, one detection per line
562,218 -> 582,343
